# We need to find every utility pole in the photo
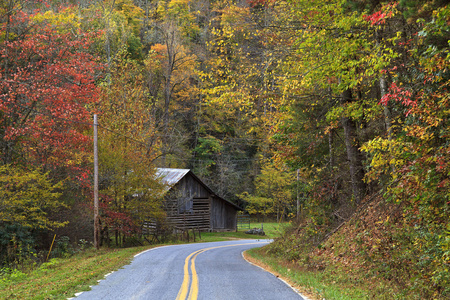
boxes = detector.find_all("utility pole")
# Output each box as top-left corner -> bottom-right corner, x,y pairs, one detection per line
94,114 -> 99,249
297,169 -> 300,220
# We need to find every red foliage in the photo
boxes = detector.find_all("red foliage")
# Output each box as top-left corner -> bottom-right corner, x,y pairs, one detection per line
247,0 -> 275,8
0,6 -> 103,179
363,11 -> 389,26
363,3 -> 397,26
99,195 -> 138,235
380,82 -> 416,115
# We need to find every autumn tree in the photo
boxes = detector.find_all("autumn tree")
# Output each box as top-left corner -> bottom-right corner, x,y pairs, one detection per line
191,0 -> 292,201
239,160 -> 295,222
97,51 -> 165,246
0,165 -> 67,265
0,5 -> 101,173
361,5 -> 450,294
0,3 -> 103,260
140,0 -> 200,166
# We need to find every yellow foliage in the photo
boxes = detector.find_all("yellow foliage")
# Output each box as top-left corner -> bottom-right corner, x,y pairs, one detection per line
31,7 -> 80,34
0,165 -> 68,230
362,137 -> 408,181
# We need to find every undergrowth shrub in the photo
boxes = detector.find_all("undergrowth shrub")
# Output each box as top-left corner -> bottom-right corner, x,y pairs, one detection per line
51,236 -> 74,258
388,222 -> 450,298
0,267 -> 27,287
266,233 -> 306,262
349,196 -> 449,299
0,224 -> 37,268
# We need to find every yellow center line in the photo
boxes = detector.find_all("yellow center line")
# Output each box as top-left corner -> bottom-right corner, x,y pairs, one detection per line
176,242 -> 268,300
187,250 -> 203,300
176,249 -> 202,300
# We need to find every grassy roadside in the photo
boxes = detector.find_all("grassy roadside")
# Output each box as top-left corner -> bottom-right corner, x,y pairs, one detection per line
243,210 -> 431,300
244,237 -> 420,300
0,222 -> 282,299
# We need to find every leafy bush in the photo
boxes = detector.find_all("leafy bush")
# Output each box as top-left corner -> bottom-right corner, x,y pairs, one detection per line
0,224 -> 36,267
52,236 -> 74,258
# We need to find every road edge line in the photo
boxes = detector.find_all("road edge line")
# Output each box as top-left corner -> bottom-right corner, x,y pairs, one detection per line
69,245 -> 169,299
241,250 -> 314,300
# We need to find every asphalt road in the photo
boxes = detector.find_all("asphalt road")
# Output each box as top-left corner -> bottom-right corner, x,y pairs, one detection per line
73,239 -> 305,300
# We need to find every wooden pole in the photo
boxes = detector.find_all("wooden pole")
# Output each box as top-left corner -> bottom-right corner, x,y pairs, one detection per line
46,234 -> 57,262
94,114 -> 99,250
297,169 -> 300,220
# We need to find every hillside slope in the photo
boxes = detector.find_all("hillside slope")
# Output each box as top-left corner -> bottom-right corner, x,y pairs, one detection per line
259,195 -> 449,299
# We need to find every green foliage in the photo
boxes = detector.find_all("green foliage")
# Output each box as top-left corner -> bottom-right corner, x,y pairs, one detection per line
239,161 -> 295,221
0,267 -> 27,286
0,165 -> 67,266
399,0 -> 448,21
115,0 -> 145,36
81,0 -> 144,63
192,136 -> 223,172
166,0 -> 200,39
0,224 -> 35,267
239,193 -> 274,216
52,236 -> 74,258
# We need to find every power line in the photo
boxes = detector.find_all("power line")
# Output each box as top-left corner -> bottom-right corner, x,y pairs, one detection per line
172,157 -> 260,163
3,102 -> 267,163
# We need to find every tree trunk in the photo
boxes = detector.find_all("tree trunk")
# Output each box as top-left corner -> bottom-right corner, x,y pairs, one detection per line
277,205 -> 279,223
161,27 -> 176,166
329,129 -> 334,169
341,88 -> 366,203
380,75 -> 393,140
377,30 -> 393,140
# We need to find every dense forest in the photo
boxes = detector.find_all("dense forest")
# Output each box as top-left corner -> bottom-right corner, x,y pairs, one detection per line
0,0 -> 449,297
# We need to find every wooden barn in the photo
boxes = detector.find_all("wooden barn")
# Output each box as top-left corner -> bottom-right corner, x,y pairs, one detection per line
156,168 -> 241,232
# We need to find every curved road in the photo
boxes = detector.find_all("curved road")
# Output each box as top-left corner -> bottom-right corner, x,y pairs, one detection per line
74,239 -> 305,300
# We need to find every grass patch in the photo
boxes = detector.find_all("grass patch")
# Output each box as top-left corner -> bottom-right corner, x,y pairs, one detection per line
243,218 -> 420,300
199,221 -> 287,242
248,221 -> 290,238
197,230 -> 258,242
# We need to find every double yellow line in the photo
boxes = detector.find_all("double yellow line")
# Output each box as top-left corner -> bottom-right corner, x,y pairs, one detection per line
175,242 -> 267,300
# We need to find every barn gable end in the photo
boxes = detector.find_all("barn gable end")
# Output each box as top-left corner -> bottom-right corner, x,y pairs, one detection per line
157,168 -> 241,232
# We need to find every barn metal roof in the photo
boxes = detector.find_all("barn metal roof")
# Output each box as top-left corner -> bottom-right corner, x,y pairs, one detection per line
156,168 -> 190,187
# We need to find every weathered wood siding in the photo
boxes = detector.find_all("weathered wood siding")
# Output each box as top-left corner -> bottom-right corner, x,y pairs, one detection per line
210,195 -> 237,231
164,173 -> 211,231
